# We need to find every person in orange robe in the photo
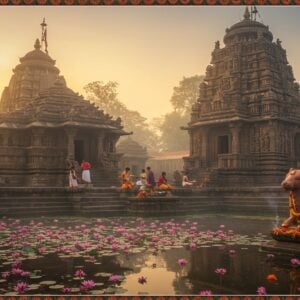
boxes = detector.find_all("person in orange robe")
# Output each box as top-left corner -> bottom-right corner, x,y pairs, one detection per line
120,167 -> 134,190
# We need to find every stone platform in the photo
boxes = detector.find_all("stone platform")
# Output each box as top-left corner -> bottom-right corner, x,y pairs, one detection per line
0,185 -> 290,217
261,240 -> 300,255
127,196 -> 180,216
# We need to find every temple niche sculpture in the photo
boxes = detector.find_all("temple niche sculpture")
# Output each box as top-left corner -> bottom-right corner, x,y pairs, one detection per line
0,39 -> 128,187
183,7 -> 300,186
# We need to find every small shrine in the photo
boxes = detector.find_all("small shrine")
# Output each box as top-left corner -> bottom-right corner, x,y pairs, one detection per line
117,137 -> 148,177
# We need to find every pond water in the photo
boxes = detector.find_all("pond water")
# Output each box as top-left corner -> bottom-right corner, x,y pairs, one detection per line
0,215 -> 299,295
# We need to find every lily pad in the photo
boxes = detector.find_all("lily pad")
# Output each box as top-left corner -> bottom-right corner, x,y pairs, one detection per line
40,280 -> 57,285
28,284 -> 40,291
49,284 -> 65,290
95,272 -> 112,277
91,290 -> 105,295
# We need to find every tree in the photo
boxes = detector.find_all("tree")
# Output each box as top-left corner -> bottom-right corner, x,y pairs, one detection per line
159,111 -> 190,151
158,75 -> 204,151
84,81 -> 158,150
170,75 -> 204,115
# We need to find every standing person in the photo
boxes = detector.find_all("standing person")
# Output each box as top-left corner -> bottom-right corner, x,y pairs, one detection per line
81,160 -> 92,187
146,166 -> 156,192
120,167 -> 134,190
69,165 -> 78,191
157,172 -> 172,190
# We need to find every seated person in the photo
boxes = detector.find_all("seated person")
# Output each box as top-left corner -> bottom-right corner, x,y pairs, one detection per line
136,169 -> 147,188
199,177 -> 209,189
182,172 -> 196,187
157,172 -> 172,190
120,167 -> 134,190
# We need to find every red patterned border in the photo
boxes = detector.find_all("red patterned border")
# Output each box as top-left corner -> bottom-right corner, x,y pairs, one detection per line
0,296 -> 297,299
0,0 -> 300,4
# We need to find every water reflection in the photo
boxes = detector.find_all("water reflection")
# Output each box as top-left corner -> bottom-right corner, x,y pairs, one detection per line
0,216 -> 299,295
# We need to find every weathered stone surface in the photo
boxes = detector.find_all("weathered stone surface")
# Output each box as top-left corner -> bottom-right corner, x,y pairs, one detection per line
0,39 -> 128,187
184,8 -> 300,186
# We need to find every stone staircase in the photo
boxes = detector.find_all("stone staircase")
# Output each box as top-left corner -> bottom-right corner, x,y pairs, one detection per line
72,187 -> 127,216
90,169 -> 119,187
0,187 -> 74,217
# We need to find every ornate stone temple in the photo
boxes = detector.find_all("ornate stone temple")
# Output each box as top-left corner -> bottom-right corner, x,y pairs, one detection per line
183,8 -> 300,186
117,137 -> 148,177
0,38 -> 127,187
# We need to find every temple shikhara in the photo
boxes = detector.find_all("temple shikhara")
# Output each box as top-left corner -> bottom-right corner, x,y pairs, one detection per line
184,8 -> 300,186
0,32 -> 127,186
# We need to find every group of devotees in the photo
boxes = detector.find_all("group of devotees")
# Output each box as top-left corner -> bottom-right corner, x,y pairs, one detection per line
120,166 -> 209,198
68,160 -> 208,195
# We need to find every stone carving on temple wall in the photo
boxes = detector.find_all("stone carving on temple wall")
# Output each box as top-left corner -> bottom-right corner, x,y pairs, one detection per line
221,78 -> 230,91
193,132 -> 202,156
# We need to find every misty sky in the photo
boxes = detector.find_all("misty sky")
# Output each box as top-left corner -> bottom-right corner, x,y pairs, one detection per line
0,7 -> 299,120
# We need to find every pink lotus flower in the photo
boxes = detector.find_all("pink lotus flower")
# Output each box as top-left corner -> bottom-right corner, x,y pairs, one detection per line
14,281 -> 28,294
219,224 -> 225,228
11,267 -> 23,275
21,271 -> 30,277
1,271 -> 10,279
37,247 -> 46,255
257,286 -> 266,295
138,276 -> 147,284
74,269 -> 86,278
152,236 -> 159,242
291,258 -> 300,266
199,290 -> 212,296
11,252 -> 21,258
12,260 -> 22,268
189,242 -> 197,250
62,287 -> 72,293
80,280 -> 95,291
111,243 -> 119,250
109,275 -> 123,283
215,268 -> 227,275
178,258 -> 188,266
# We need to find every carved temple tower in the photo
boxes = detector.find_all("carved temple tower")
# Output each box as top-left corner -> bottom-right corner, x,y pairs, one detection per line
0,35 -> 128,187
184,8 -> 300,186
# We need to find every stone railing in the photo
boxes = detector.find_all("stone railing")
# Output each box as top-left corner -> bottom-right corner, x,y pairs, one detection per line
218,153 -> 254,169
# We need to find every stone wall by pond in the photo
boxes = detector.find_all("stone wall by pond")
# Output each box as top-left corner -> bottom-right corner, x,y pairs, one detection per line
0,186 -> 289,218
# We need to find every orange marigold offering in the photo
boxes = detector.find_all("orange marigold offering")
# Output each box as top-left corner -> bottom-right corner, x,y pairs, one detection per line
266,274 -> 278,283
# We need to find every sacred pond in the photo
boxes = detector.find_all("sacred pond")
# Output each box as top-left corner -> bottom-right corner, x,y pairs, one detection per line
0,215 -> 299,295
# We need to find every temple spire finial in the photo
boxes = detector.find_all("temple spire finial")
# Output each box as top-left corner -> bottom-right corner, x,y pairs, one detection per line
34,39 -> 41,50
40,17 -> 48,54
244,7 -> 250,20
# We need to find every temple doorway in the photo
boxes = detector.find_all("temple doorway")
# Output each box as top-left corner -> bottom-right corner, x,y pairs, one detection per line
218,135 -> 229,154
74,140 -> 84,163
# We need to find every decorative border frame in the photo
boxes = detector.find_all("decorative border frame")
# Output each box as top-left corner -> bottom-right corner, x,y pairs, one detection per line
0,296 -> 298,299
0,0 -> 299,5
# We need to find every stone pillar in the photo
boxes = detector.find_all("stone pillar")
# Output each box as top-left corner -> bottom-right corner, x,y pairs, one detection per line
97,131 -> 105,163
230,123 -> 242,154
64,128 -> 77,159
189,131 -> 193,156
32,128 -> 45,147
200,128 -> 209,167
268,121 -> 277,153
1,129 -> 10,146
